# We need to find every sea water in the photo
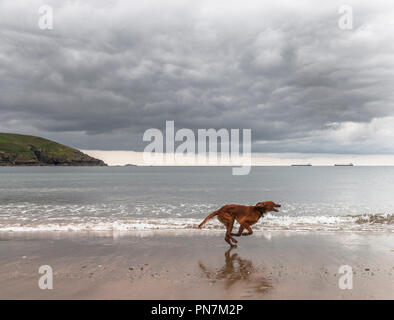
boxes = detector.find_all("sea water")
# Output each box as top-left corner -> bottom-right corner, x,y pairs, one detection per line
0,166 -> 392,232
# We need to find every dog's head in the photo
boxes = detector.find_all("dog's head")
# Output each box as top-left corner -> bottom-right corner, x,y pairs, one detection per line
255,201 -> 281,213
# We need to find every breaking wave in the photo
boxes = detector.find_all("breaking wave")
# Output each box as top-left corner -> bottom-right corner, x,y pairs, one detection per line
0,212 -> 392,233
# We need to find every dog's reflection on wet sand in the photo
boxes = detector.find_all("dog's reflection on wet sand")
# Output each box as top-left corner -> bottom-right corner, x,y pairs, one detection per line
198,248 -> 272,296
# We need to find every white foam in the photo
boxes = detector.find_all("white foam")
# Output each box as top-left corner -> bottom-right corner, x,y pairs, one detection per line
0,202 -> 392,233
0,214 -> 392,233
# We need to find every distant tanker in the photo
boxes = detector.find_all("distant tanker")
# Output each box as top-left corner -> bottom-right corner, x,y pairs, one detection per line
334,163 -> 354,166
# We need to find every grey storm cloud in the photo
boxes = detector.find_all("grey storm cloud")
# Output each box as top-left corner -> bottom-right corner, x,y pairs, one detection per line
1,0 -> 394,153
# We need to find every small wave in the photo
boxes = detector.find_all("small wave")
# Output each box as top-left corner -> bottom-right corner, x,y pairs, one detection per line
351,213 -> 393,225
0,214 -> 392,233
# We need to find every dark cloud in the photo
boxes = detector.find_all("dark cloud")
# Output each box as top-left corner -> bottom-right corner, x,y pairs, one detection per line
1,0 -> 394,153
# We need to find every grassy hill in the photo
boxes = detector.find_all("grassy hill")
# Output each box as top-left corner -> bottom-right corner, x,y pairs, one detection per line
0,133 -> 106,166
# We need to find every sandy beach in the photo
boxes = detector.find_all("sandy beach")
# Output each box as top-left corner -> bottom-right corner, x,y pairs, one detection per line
0,230 -> 392,299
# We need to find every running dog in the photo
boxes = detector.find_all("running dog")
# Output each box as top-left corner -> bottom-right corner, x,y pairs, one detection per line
198,201 -> 281,247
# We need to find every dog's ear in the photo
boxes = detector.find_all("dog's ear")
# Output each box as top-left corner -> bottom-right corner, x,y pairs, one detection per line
255,202 -> 267,210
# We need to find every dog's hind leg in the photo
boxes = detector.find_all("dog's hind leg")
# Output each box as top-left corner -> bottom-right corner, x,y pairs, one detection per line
224,219 -> 237,247
224,236 -> 234,247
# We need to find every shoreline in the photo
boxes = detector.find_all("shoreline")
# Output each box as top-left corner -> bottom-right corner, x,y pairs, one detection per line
0,228 -> 393,237
0,231 -> 393,299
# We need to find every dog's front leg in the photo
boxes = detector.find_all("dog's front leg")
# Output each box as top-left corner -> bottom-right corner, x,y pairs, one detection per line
241,225 -> 253,236
231,225 -> 244,237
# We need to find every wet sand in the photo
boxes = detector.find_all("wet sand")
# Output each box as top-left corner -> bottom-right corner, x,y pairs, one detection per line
0,230 -> 393,299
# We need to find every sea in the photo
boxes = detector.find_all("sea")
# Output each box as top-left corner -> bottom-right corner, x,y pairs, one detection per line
0,166 -> 393,233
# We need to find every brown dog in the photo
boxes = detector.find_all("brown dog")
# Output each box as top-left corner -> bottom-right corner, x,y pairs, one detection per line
198,201 -> 281,247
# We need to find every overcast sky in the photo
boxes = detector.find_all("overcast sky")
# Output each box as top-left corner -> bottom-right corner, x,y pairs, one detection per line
1,0 -> 394,156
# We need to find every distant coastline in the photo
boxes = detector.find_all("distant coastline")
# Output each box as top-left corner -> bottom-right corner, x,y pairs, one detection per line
0,133 -> 106,166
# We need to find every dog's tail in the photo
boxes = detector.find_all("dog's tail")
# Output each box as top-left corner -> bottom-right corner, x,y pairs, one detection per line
198,211 -> 219,229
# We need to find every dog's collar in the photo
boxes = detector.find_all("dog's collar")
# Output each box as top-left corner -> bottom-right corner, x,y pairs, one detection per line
256,206 -> 266,216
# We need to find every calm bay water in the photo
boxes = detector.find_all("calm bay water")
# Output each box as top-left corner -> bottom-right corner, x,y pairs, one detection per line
0,166 -> 393,232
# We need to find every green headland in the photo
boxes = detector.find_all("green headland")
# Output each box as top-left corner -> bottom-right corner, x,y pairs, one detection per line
0,133 -> 106,166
